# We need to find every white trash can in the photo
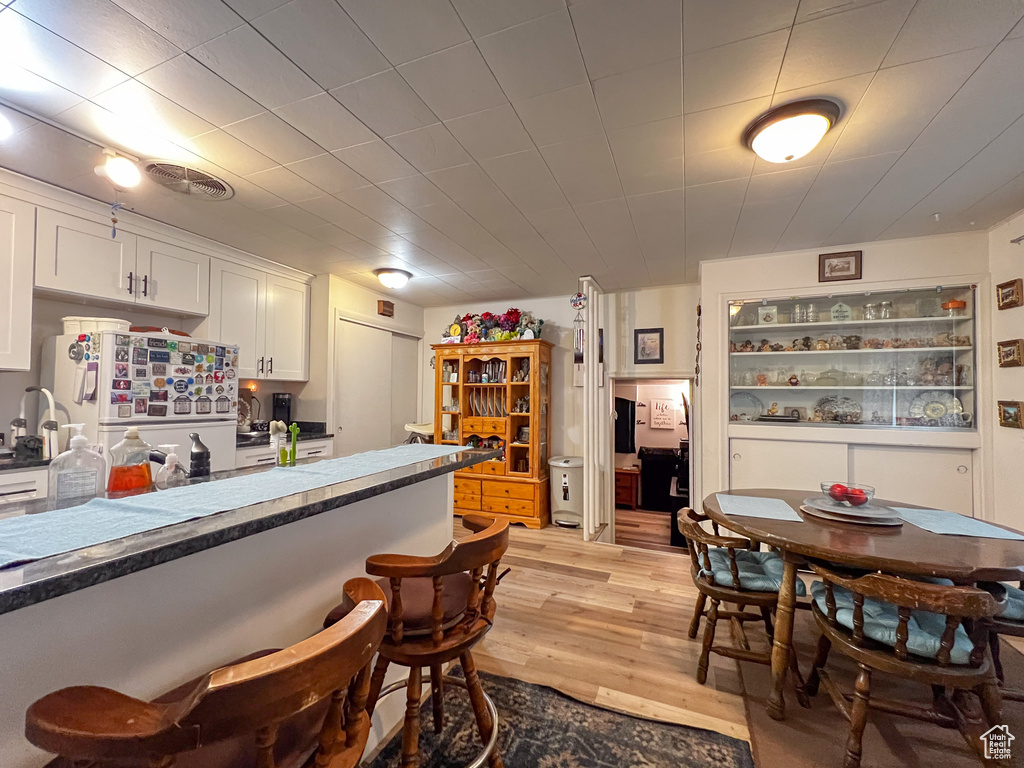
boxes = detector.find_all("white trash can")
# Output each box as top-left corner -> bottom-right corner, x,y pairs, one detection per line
548,456 -> 584,528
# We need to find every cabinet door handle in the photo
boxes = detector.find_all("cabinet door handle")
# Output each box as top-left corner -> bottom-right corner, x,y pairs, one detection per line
127,271 -> 134,295
268,358 -> 273,374
733,453 -> 741,460
257,357 -> 264,374
256,457 -> 275,464
142,274 -> 148,297
306,450 -> 322,456
957,465 -> 968,474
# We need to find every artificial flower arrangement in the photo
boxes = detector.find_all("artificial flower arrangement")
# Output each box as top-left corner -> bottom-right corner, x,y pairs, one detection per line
441,307 -> 544,344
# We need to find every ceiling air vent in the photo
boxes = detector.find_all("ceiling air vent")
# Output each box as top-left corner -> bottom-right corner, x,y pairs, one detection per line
143,162 -> 234,201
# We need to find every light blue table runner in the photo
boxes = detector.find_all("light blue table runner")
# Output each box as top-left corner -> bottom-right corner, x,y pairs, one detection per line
0,444 -> 465,569
716,494 -> 803,522
893,507 -> 1024,540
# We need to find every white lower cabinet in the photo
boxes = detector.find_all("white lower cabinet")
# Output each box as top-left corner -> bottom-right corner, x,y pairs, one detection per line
730,438 -> 848,491
235,439 -> 334,469
0,468 -> 48,505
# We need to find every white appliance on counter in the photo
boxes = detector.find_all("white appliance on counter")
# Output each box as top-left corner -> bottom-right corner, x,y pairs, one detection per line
41,330 -> 240,475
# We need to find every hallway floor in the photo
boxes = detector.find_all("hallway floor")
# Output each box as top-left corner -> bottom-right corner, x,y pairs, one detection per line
614,507 -> 686,554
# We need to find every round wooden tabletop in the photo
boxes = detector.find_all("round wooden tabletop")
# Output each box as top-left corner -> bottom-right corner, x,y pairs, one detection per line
703,489 -> 1024,582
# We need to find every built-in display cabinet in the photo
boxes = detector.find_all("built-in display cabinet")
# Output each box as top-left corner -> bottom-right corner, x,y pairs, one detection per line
432,339 -> 552,528
728,284 -> 977,431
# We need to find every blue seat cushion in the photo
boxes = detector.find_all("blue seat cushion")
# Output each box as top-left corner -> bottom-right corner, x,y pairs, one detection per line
699,548 -> 806,596
1002,582 -> 1024,621
811,581 -> 974,665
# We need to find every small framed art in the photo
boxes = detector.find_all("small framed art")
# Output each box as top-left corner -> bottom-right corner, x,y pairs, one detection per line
997,339 -> 1023,368
819,250 -> 862,282
634,328 -> 664,365
999,400 -> 1023,429
996,278 -> 1023,310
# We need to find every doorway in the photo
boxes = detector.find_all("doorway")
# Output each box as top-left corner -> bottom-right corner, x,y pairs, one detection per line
333,318 -> 419,455
611,377 -> 692,553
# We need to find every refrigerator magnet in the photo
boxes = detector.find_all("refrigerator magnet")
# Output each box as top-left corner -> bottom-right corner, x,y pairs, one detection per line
111,392 -> 132,404
135,398 -> 148,414
147,338 -> 167,349
226,368 -> 236,379
169,352 -> 183,365
197,344 -> 209,355
132,348 -> 149,365
151,363 -> 167,376
178,342 -> 192,354
132,383 -> 150,398
112,379 -> 131,390
214,370 -> 225,383
115,347 -> 129,362
173,379 -> 190,393
173,396 -> 192,414
216,396 -> 231,413
133,366 -> 148,379
114,363 -> 129,378
196,396 -> 212,414
150,351 -> 170,363
153,377 -> 167,388
115,334 -> 129,346
117,404 -> 131,418
151,390 -> 168,402
147,404 -> 167,417
167,340 -> 178,351
215,346 -> 225,357
183,354 -> 195,365
214,357 -> 224,370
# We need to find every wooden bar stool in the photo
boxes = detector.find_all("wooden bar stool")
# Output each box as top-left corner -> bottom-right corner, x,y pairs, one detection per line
325,514 -> 509,768
25,578 -> 387,768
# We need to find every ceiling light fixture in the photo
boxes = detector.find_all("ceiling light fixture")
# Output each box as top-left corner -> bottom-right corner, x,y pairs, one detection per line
374,268 -> 412,289
95,149 -> 141,190
742,99 -> 840,164
0,112 -> 12,140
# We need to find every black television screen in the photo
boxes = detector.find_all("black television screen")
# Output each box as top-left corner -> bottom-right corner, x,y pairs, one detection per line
614,397 -> 636,454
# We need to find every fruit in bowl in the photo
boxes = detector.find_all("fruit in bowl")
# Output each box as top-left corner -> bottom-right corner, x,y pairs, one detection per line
822,482 -> 875,507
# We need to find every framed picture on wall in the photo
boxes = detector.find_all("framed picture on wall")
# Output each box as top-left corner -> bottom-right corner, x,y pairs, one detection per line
997,339 -> 1023,367
634,328 -> 664,365
819,250 -> 862,282
650,399 -> 674,429
996,278 -> 1023,310
998,400 -> 1023,429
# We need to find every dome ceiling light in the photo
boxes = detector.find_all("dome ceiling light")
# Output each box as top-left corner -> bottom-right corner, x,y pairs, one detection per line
742,99 -> 840,164
94,149 -> 141,190
374,268 -> 412,289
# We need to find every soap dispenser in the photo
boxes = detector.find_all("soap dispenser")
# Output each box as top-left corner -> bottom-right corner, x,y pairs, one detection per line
154,444 -> 189,490
47,424 -> 106,507
106,427 -> 154,493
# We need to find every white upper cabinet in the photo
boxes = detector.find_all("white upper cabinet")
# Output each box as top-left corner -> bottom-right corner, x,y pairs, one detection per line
0,194 -> 36,370
209,259 -> 266,379
35,208 -> 137,303
137,237 -> 210,315
35,208 -> 209,315
265,275 -> 309,381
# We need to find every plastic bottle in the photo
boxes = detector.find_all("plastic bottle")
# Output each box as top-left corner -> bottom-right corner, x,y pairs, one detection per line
47,424 -> 106,506
154,444 -> 189,490
106,427 -> 154,493
189,432 -> 211,478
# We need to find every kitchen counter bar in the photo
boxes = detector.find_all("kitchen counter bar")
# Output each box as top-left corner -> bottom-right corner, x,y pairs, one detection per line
0,445 -> 495,768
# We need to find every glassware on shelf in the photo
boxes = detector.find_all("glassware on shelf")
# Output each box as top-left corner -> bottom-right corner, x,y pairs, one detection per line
879,301 -> 894,319
943,299 -> 967,317
792,304 -> 805,323
863,303 -> 878,321
805,304 -> 819,323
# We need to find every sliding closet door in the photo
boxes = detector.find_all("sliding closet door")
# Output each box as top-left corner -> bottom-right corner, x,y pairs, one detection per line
334,320 -> 392,455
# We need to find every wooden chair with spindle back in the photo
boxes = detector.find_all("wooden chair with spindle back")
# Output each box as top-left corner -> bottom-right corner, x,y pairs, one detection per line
25,577 -> 388,768
677,508 -> 809,703
323,514 -> 510,768
804,561 -> 1006,768
986,579 -> 1024,703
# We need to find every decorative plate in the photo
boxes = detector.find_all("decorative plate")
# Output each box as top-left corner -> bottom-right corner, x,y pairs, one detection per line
908,390 -> 963,420
729,392 -> 763,421
800,505 -> 903,527
802,496 -> 895,519
814,395 -> 862,422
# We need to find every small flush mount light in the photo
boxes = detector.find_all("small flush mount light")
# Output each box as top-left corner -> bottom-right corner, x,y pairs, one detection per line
374,268 -> 412,289
742,99 -> 840,164
0,111 -> 12,140
94,149 -> 141,190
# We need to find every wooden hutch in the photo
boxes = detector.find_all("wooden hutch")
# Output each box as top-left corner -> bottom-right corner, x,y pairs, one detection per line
432,339 -> 553,528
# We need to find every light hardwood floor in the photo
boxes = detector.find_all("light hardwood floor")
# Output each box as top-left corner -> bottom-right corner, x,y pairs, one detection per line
614,507 -> 686,553
455,521 -> 751,742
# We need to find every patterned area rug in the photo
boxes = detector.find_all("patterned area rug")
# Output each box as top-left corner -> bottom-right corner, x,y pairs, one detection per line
366,667 -> 753,768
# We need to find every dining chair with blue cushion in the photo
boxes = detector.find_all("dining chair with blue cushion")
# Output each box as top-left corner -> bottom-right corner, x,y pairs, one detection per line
678,508 -> 808,705
804,560 -> 1005,768
987,579 -> 1024,703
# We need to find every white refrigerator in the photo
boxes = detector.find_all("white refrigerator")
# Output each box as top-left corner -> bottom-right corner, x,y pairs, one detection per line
42,330 -> 240,475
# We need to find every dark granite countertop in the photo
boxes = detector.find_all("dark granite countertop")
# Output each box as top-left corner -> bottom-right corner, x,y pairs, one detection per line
0,456 -> 51,473
235,432 -> 334,448
0,447 -> 498,616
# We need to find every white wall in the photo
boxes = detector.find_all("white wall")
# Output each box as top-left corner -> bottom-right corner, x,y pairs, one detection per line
605,284 -> 700,377
613,381 -> 689,468
987,214 -> 1024,530
697,231 -> 992,514
422,296 -> 582,458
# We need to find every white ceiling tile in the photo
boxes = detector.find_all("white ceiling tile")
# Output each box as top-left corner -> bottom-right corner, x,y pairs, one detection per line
683,0 -> 799,54
136,54 -> 264,128
540,134 -> 622,204
222,0 -> 290,20
286,153 -> 370,194
481,148 -> 556,190
608,117 -> 683,195
0,11 -> 129,99
230,178 -> 289,210
777,0 -> 915,91
570,0 -> 681,80
332,139 -> 418,183
387,122 -> 472,172
272,92 -> 377,152
338,0 -> 470,66
110,0 -> 241,49
251,0 -> 390,90
685,145 -> 756,186
0,71 -> 82,116
330,69 -> 437,138
450,0 -> 563,36
92,79 -> 215,141
574,197 -> 644,260
513,83 -> 603,147
189,25 -> 320,110
524,206 -> 605,271
222,111 -> 323,164
593,58 -> 681,131
377,175 -> 450,208
397,42 -> 506,121
1012,12 -> 1024,36
246,165 -> 325,202
296,195 -> 364,225
684,179 -> 747,261
444,104 -> 534,160
683,30 -> 789,113
476,10 -> 588,101
331,214 -> 395,242
794,0 -> 892,23
729,166 -> 817,255
0,103 -> 37,135
884,0 -> 1024,67
263,203 -> 331,230
502,180 -> 570,212
683,97 -> 771,154
626,188 -> 685,261
829,48 -> 987,162
425,162 -> 499,202
337,184 -> 413,220
56,100 -> 199,161
190,129 -> 277,175
13,0 -> 181,75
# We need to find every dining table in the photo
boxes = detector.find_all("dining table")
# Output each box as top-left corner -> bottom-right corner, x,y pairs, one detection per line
703,488 -> 1024,721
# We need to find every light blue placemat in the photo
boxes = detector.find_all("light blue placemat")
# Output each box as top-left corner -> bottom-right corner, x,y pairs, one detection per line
893,507 -> 1024,540
0,444 -> 465,569
716,494 -> 803,522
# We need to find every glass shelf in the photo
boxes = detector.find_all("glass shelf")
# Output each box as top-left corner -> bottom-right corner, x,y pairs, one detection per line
728,284 -> 977,431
